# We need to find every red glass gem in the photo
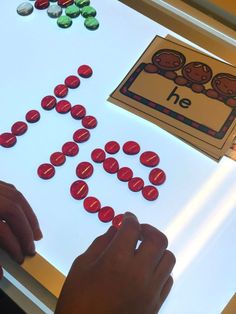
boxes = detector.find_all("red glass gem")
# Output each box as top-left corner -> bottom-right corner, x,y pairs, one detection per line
91,148 -> 106,163
105,141 -> 120,154
76,162 -> 94,179
128,177 -> 144,192
82,115 -> 97,129
123,141 -> 140,155
37,163 -> 55,179
57,0 -> 74,7
50,152 -> 66,166
73,128 -> 90,143
41,95 -> 57,110
70,105 -> 86,120
77,65 -> 93,78
149,168 -> 166,185
83,196 -> 101,213
112,214 -> 124,229
70,180 -> 88,200
98,206 -> 115,223
64,75 -> 80,89
140,151 -> 160,167
11,121 -> 28,136
103,157 -> 119,174
56,100 -> 71,114
117,167 -> 133,182
0,133 -> 17,148
25,110 -> 40,123
62,142 -> 79,156
54,84 -> 68,98
142,185 -> 159,201
34,0 -> 49,9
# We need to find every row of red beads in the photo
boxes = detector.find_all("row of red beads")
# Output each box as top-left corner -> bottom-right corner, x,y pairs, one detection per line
0,65 -> 92,149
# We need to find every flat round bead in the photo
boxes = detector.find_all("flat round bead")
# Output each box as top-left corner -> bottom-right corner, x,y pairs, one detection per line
73,128 -> 90,143
84,17 -> 99,30
64,75 -> 80,89
123,141 -> 140,155
112,214 -> 124,229
117,167 -> 133,182
77,65 -> 93,78
56,100 -> 71,113
65,4 -> 80,18
142,185 -> 159,201
81,5 -> 96,17
25,110 -> 40,123
70,105 -> 86,119
83,196 -> 101,213
105,141 -> 120,154
75,0 -> 90,7
140,151 -> 160,167
0,133 -> 17,148
41,95 -> 57,110
50,152 -> 66,166
47,4 -> 62,18
70,180 -> 88,200
76,161 -> 94,179
11,121 -> 28,136
57,15 -> 72,28
82,116 -> 97,129
98,206 -> 115,223
54,84 -> 68,98
57,0 -> 74,7
37,163 -> 55,179
35,0 -> 49,9
17,2 -> 34,16
128,177 -> 144,192
103,157 -> 119,174
62,142 -> 79,156
149,168 -> 166,185
91,148 -> 106,163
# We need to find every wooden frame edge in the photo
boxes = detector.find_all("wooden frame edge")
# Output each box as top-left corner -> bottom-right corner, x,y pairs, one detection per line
119,0 -> 236,65
22,253 -> 65,298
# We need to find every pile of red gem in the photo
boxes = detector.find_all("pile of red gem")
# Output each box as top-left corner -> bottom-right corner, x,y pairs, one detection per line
70,162 -> 123,228
68,140 -> 166,229
1,63 -> 167,231
91,140 -> 166,201
0,65 -> 93,149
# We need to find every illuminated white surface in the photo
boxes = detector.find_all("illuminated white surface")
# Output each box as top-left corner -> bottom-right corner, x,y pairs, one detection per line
0,1 -> 235,313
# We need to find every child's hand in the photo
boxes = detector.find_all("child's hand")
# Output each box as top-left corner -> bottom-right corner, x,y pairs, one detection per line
0,180 -> 42,266
56,212 -> 175,314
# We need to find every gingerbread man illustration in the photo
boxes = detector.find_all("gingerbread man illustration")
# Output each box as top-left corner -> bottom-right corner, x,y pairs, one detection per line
144,49 -> 186,80
175,62 -> 212,93
206,73 -> 236,107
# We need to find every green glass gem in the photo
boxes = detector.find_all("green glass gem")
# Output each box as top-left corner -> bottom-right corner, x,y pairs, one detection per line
65,5 -> 80,18
75,0 -> 90,8
57,15 -> 73,28
81,5 -> 96,18
84,16 -> 99,30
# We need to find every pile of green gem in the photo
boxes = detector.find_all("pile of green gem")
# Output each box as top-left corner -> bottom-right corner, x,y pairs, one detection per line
57,0 -> 99,30
16,0 -> 99,30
